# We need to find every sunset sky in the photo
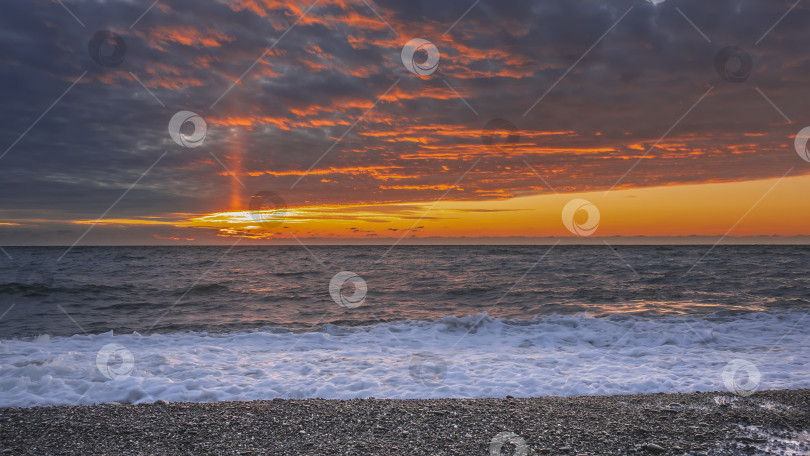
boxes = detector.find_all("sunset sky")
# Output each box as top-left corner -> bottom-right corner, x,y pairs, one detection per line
2,0 -> 810,244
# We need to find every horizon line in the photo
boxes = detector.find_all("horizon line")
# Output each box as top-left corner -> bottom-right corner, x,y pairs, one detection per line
4,235 -> 810,248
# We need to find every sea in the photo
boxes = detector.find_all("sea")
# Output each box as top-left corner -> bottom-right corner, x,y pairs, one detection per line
0,245 -> 808,407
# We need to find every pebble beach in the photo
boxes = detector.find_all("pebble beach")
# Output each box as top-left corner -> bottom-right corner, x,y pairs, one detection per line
1,389 -> 807,455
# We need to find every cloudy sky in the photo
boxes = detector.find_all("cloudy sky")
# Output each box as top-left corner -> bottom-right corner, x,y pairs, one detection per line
2,0 -> 810,244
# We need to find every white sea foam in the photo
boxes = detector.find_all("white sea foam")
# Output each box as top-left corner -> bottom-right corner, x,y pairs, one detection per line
1,311 -> 808,407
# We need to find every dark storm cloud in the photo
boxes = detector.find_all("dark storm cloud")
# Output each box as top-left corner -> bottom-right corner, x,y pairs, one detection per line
1,0 -> 810,243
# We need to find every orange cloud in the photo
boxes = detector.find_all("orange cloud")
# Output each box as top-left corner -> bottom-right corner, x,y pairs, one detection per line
141,26 -> 234,51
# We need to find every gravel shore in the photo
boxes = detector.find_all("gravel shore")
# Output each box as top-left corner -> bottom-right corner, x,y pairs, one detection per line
0,389 -> 807,455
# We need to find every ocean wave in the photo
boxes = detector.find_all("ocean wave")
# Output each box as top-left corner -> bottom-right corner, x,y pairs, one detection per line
0,283 -> 57,296
268,271 -> 318,277
175,283 -> 230,295
0,282 -> 136,295
1,310 -> 807,407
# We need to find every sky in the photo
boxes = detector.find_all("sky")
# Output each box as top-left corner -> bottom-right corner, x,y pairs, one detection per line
2,0 -> 810,245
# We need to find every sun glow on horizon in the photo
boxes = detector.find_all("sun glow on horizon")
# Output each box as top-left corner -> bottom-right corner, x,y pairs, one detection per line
162,174 -> 810,240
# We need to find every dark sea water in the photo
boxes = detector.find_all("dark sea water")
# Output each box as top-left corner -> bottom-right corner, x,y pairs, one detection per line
1,245 -> 808,337
0,245 -> 808,406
